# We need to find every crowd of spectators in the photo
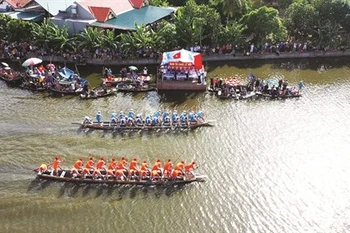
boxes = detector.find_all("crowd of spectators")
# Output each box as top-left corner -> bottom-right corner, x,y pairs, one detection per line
0,39 -> 346,64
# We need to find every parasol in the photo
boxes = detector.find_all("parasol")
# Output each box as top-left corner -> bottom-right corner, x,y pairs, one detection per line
128,66 -> 138,71
22,58 -> 42,67
1,62 -> 9,67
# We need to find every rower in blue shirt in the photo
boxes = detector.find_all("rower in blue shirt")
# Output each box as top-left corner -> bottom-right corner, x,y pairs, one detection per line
154,110 -> 161,118
180,111 -> 187,123
188,111 -> 195,122
110,111 -> 117,124
128,109 -> 135,119
196,110 -> 204,122
151,116 -> 159,126
145,114 -> 152,126
135,114 -> 143,125
127,109 -> 135,125
120,116 -> 126,126
162,110 -> 169,122
119,111 -> 125,120
172,110 -> 178,123
96,111 -> 102,123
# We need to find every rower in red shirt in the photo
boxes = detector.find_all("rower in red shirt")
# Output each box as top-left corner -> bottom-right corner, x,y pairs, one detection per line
70,158 -> 83,176
163,159 -> 172,178
107,158 -> 117,170
171,169 -> 182,179
85,157 -> 95,171
116,157 -> 127,170
129,158 -> 138,177
139,160 -> 149,179
96,157 -> 106,170
174,160 -> 185,172
152,159 -> 161,171
51,156 -> 63,176
185,161 -> 196,173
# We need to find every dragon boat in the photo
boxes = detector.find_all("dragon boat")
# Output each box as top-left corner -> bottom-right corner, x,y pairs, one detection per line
77,120 -> 213,132
34,169 -> 206,186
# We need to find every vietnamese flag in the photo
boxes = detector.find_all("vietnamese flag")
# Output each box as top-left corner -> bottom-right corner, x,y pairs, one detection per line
173,52 -> 181,59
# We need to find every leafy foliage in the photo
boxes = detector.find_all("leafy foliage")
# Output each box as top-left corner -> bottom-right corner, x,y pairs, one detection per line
240,6 -> 287,43
75,27 -> 104,53
7,19 -> 34,42
283,0 -> 318,41
174,0 -> 221,46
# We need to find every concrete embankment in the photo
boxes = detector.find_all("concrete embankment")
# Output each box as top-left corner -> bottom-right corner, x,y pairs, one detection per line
34,49 -> 350,67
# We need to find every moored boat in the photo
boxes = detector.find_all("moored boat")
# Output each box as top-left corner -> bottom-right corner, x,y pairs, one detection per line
49,67 -> 89,96
157,49 -> 207,91
255,92 -> 302,99
34,169 -> 206,186
0,68 -> 24,87
116,83 -> 156,93
80,87 -> 117,99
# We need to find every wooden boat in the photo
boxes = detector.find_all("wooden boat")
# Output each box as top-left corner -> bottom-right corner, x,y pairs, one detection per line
0,69 -> 24,87
35,169 -> 206,186
19,80 -> 47,92
78,120 -> 213,131
49,84 -> 84,96
255,92 -> 302,99
49,67 -> 89,96
80,87 -> 117,99
116,84 -> 156,93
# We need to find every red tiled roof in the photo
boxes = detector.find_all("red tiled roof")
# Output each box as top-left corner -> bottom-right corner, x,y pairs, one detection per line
129,0 -> 143,9
89,6 -> 113,22
79,0 -> 134,16
6,0 -> 32,8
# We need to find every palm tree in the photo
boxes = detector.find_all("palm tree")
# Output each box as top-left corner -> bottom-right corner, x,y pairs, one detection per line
100,29 -> 119,51
120,24 -> 160,57
75,27 -> 104,53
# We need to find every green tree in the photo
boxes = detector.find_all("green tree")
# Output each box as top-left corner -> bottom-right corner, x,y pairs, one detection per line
219,21 -> 246,46
240,6 -> 286,43
312,0 -> 350,34
314,19 -> 342,48
7,19 -> 34,42
211,0 -> 251,22
154,20 -> 177,51
0,14 -> 11,40
174,0 -> 221,47
283,0 -> 318,41
149,0 -> 169,6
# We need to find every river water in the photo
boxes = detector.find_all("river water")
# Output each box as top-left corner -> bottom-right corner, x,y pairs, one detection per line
0,57 -> 350,233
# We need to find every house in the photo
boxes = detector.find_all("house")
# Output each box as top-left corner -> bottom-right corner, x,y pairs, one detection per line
0,0 -> 45,22
48,0 -> 175,35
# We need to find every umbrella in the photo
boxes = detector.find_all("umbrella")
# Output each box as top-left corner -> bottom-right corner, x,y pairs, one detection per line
267,80 -> 278,87
4,66 -> 11,70
129,66 -> 138,71
46,63 -> 55,69
22,58 -> 42,67
1,62 -> 9,67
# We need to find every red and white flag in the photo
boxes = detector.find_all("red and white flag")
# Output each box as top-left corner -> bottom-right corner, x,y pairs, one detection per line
173,52 -> 181,59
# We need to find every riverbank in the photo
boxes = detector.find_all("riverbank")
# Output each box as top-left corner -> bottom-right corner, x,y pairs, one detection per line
7,49 -> 350,67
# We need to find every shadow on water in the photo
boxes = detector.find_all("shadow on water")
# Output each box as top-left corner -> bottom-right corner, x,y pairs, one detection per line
27,178 -> 51,192
158,91 -> 202,105
27,178 -> 191,199
206,56 -> 350,72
